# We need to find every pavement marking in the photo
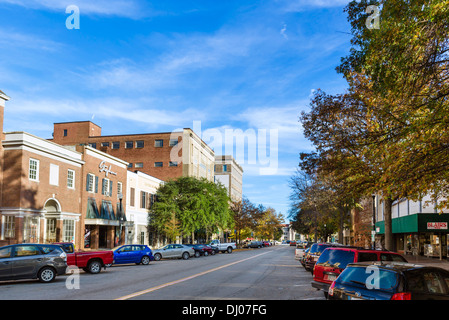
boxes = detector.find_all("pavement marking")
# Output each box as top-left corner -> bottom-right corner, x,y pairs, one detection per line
115,251 -> 272,300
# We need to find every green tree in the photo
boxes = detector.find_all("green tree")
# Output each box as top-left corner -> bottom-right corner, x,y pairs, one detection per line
149,176 -> 233,244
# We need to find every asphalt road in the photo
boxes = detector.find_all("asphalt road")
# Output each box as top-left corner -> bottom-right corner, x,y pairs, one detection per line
0,244 -> 324,301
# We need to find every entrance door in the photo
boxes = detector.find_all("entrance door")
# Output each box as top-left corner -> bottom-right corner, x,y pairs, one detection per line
99,226 -> 108,248
46,218 -> 57,243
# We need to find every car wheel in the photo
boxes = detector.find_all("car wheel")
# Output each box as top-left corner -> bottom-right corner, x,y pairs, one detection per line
182,252 -> 190,260
227,247 -> 233,253
154,253 -> 162,261
204,251 -> 209,256
141,256 -> 151,265
87,260 -> 102,274
211,250 -> 215,255
194,251 -> 200,258
38,267 -> 56,283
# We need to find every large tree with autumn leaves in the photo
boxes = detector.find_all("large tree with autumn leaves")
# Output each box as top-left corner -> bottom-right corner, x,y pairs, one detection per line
296,0 -> 449,250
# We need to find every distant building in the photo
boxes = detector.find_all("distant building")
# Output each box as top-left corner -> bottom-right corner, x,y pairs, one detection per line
214,155 -> 243,201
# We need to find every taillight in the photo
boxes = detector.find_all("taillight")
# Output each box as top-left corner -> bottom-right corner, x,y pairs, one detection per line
391,292 -> 411,300
328,281 -> 336,297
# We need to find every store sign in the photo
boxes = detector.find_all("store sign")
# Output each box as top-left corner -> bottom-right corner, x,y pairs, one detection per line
99,161 -> 117,177
427,222 -> 448,230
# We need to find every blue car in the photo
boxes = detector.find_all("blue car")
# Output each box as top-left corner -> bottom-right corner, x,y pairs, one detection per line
109,245 -> 154,266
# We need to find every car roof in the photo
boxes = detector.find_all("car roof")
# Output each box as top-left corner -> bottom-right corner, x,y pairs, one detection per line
344,261 -> 448,273
323,247 -> 401,254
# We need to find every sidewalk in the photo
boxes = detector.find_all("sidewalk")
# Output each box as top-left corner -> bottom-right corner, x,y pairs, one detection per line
403,254 -> 449,271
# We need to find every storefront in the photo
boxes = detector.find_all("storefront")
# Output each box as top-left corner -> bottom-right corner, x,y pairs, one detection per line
78,145 -> 130,249
375,213 -> 449,259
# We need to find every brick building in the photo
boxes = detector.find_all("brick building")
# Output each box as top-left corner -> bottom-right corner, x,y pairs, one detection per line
51,121 -> 215,182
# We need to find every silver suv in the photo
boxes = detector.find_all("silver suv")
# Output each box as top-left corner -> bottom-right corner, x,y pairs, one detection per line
0,244 -> 67,283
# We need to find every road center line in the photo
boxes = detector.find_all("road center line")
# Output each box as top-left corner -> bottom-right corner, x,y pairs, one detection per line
115,250 -> 272,300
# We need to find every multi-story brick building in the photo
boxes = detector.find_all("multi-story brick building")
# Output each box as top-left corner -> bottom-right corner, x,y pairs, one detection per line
51,121 -> 215,182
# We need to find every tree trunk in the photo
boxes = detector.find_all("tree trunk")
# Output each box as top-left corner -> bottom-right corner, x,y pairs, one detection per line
384,197 -> 394,251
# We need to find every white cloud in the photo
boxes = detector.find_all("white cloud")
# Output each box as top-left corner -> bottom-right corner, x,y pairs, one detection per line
0,0 -> 151,18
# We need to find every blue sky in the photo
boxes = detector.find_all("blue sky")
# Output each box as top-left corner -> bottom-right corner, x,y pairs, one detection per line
0,0 -> 352,220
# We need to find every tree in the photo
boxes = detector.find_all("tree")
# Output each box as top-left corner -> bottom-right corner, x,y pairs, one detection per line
149,176 -> 233,244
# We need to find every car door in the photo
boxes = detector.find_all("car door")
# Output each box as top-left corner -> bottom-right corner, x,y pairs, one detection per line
11,245 -> 44,279
0,246 -> 13,281
173,245 -> 183,258
115,246 -> 132,264
130,246 -> 142,263
162,245 -> 173,258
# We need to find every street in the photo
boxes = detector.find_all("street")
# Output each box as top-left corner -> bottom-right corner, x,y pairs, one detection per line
0,245 -> 323,301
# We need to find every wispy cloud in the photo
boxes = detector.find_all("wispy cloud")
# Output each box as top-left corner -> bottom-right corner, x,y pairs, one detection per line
0,0 -> 152,19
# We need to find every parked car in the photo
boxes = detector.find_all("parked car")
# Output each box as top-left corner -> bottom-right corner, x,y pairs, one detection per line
0,244 -> 67,283
262,241 -> 270,247
296,242 -> 313,260
153,244 -> 195,261
208,240 -> 236,253
247,241 -> 263,248
185,244 -> 214,257
328,261 -> 449,300
300,248 -> 310,267
108,245 -> 153,266
289,241 -> 297,246
312,247 -> 407,297
304,243 -> 342,272
55,242 -> 113,274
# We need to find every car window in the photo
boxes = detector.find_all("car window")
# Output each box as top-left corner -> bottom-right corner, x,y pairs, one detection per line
133,246 -> 143,251
406,271 -> 427,293
0,247 -> 11,259
14,245 -> 41,257
381,253 -> 407,262
358,252 -> 378,262
60,243 -> 74,253
175,244 -> 183,249
317,249 -> 355,269
440,272 -> 449,292
39,245 -> 61,254
423,272 -> 445,294
338,266 -> 399,292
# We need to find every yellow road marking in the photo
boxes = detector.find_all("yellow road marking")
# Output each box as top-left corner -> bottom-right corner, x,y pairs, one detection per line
115,251 -> 271,300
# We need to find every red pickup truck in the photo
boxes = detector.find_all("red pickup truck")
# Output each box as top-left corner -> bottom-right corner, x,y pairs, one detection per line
54,242 -> 113,274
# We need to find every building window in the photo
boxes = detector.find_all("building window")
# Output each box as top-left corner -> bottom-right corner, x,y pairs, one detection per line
23,216 -> 40,243
136,140 -> 144,148
101,142 -> 109,147
1,216 -> 15,239
117,182 -> 123,197
63,129 -> 68,137
128,163 -> 133,168
125,141 -> 133,149
89,143 -> 96,149
169,161 -> 178,167
29,158 -> 39,181
112,141 -> 120,149
67,169 -> 75,189
102,178 -> 112,196
141,191 -> 148,209
135,162 -> 143,168
223,164 -> 228,172
49,164 -> 59,186
154,139 -> 163,147
154,162 -> 163,167
169,139 -> 178,147
63,220 -> 75,243
86,173 -> 96,193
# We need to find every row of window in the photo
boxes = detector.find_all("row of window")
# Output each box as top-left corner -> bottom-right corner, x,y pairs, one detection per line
0,216 -> 74,243
128,161 -> 178,169
29,159 -> 76,189
87,139 -> 179,150
86,173 -> 123,198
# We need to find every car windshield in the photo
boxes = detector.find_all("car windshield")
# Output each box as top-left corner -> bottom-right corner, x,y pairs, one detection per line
316,249 -> 355,269
338,266 -> 399,292
310,244 -> 331,255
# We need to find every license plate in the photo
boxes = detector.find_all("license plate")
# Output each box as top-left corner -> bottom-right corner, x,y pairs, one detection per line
327,274 -> 337,281
349,296 -> 363,300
